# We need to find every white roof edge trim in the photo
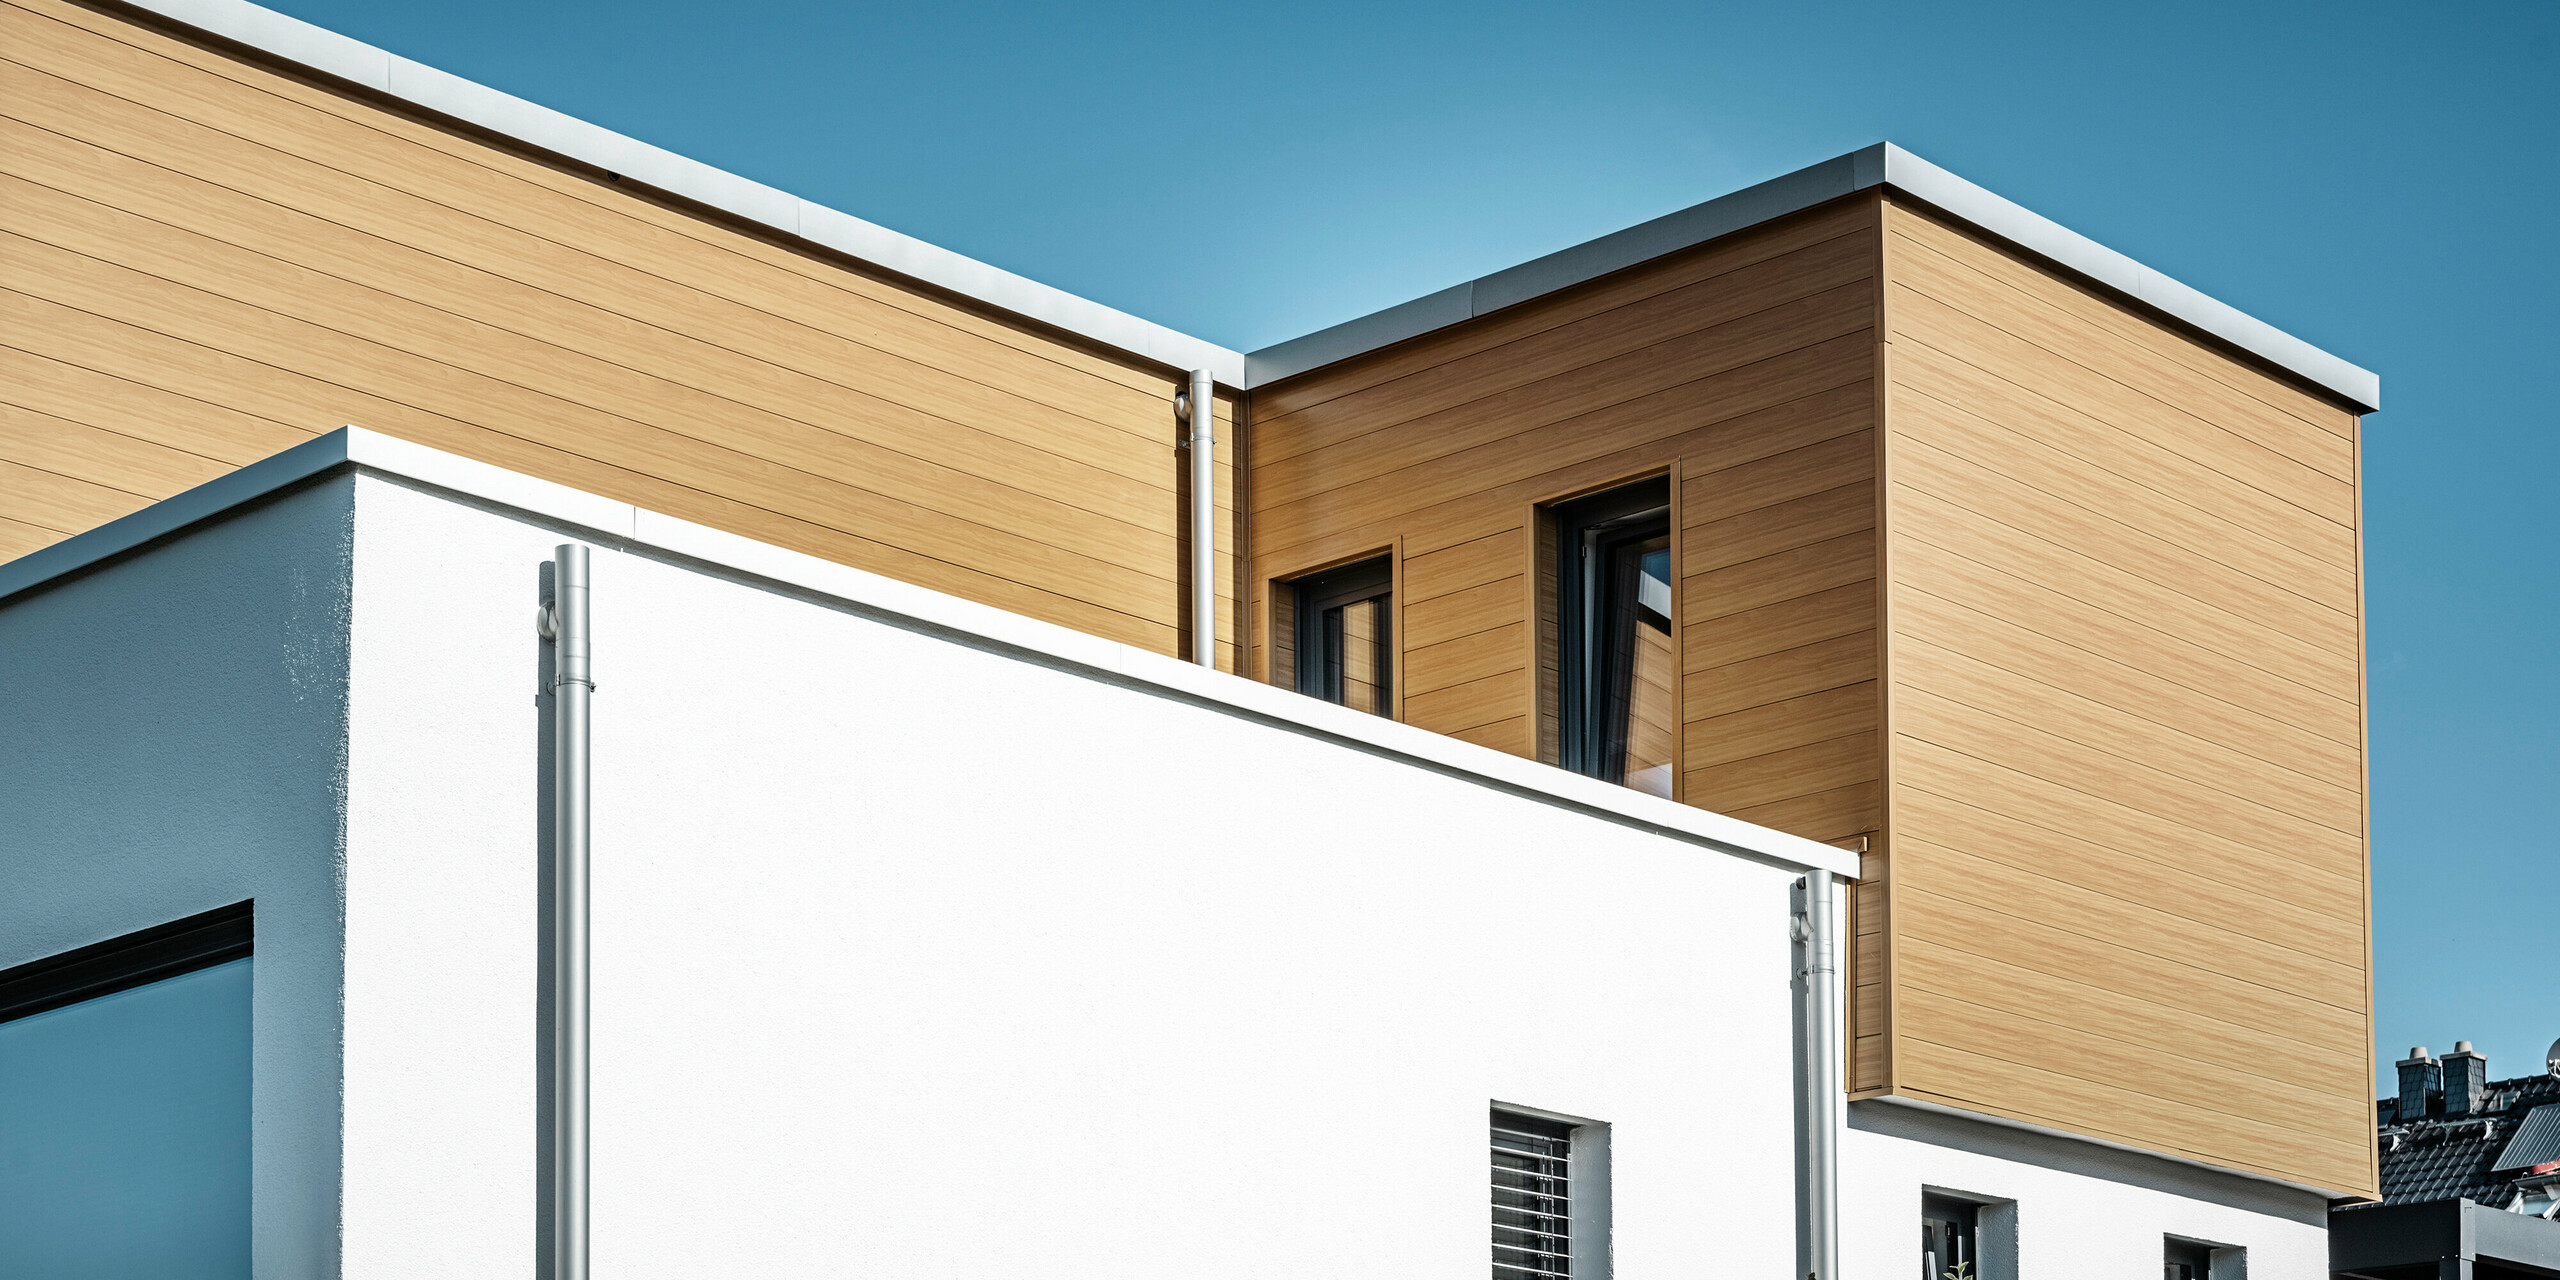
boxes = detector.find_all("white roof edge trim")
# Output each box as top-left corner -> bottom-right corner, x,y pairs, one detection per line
116,0 -> 1248,387
1863,1094 -> 2364,1201
1248,143 -> 2380,411
0,428 -> 1860,882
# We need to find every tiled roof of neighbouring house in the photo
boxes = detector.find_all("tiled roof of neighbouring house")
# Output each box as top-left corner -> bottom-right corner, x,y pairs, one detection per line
2352,1072 -> 2560,1210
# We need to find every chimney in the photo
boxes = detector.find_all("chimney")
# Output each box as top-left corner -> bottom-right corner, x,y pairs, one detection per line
2443,1041 -> 2489,1117
2397,1047 -> 2441,1120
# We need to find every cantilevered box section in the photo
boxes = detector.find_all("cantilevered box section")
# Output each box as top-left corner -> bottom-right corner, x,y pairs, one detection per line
0,0 -> 2375,1202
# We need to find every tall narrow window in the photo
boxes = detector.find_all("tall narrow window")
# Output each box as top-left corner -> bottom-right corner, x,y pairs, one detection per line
1290,557 -> 1392,716
0,903 -> 253,1279
1554,479 -> 1675,796
1491,1111 -> 1575,1277
1921,1194 -> 1978,1279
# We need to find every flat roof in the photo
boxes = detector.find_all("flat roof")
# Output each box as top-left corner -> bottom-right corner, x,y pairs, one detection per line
0,426 -> 1862,882
116,0 -> 2377,409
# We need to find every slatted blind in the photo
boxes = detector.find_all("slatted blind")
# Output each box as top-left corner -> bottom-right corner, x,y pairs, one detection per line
1491,1111 -> 1575,1277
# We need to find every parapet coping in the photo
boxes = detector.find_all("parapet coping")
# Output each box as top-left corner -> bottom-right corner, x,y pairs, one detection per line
0,427 -> 1863,883
112,0 -> 2375,408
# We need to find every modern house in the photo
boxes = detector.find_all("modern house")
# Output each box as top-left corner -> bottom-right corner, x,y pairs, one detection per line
0,0 -> 2380,1275
2330,1041 -> 2560,1279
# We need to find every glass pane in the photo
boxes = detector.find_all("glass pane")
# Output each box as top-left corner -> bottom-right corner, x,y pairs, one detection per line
1336,596 -> 1387,716
1618,541 -> 1676,797
0,958 -> 252,1279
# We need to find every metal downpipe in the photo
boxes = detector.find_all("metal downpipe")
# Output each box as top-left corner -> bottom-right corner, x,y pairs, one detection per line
1795,871 -> 1843,1279
1185,368 -> 1217,668
543,544 -> 594,1280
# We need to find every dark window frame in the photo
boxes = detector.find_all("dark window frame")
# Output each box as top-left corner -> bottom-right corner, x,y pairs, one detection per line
1553,478 -> 1672,784
1292,556 -> 1394,715
0,901 -> 253,1027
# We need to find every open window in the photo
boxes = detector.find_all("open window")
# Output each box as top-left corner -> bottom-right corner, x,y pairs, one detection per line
1282,556 -> 1393,717
1551,478 -> 1675,796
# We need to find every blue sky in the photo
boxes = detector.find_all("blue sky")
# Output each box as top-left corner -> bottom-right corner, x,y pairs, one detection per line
265,0 -> 2556,1083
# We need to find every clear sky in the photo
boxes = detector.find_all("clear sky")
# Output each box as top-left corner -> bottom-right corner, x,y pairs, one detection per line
263,0 -> 2556,1085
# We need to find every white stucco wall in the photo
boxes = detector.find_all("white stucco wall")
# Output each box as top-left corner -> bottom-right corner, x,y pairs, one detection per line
339,472 -> 1812,1277
1844,1099 -> 2332,1278
0,480 -> 352,1278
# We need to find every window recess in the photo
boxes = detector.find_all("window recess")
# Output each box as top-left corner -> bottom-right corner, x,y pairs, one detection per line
1491,1107 -> 1608,1280
1285,556 -> 1393,716
1552,478 -> 1675,796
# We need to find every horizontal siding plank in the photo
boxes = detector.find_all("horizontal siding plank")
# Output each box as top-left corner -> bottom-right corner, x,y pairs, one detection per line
1897,636 -> 2362,836
1894,771 -> 2366,964
1682,480 -> 1875,578
1253,198 -> 1874,422
1890,530 -> 2361,746
0,343 -> 310,465
1681,531 -> 1875,626
1891,207 -> 2360,453
1893,1038 -> 2370,1195
1683,629 -> 1877,723
1682,730 -> 1877,813
1680,428 -> 1874,527
1889,282 -> 2355,527
1891,339 -> 2355,572
4,1 -> 1181,408
1893,427 -> 2359,661
1402,527 -> 1520,606
1893,736 -> 2363,923
0,400 -> 232,494
1896,884 -> 2365,1050
1403,622 -> 1523,698
1892,484 -> 2360,724
1895,686 -> 2361,877
0,513 -> 60,559
0,170 -> 1186,588
1892,562 -> 2362,789
1898,936 -> 2364,1100
1,287 -> 1177,650
1447,715 -> 1530,756
1256,330 -> 1873,554
1257,283 -> 1874,515
1682,580 -> 1874,673
1260,231 -> 1879,462
1402,668 -> 1525,736
1895,835 -> 2364,1003
0,455 -> 149,530
1401,575 -> 1519,651
3,230 -> 1180,622
1681,682 -> 1877,770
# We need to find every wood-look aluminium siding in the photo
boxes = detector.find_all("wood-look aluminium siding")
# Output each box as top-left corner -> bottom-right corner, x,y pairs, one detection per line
1873,197 -> 2374,1195
0,0 -> 1240,668
1247,197 -> 1885,847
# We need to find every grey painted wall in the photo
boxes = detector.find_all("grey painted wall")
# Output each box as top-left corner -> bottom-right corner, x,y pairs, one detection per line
0,477 -> 353,1278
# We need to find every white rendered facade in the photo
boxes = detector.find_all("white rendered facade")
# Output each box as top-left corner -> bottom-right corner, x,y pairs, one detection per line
0,435 -> 2339,1277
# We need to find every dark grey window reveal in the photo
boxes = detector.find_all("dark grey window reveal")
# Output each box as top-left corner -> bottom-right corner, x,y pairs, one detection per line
1554,478 -> 1676,797
1921,1194 -> 1978,1279
1294,556 -> 1392,716
1491,1110 -> 1574,1278
2163,1237 -> 2213,1280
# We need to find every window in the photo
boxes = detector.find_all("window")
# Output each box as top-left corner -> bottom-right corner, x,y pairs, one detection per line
1287,556 -> 1393,716
2165,1236 -> 2237,1280
1491,1107 -> 1607,1279
1921,1195 -> 1978,1279
0,903 -> 252,1279
1553,479 -> 1675,796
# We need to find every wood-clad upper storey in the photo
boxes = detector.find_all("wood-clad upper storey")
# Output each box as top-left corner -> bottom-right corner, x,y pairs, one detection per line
1867,196 -> 2372,1194
1246,189 -> 2372,1197
0,0 -> 1240,668
1246,197 -> 1887,846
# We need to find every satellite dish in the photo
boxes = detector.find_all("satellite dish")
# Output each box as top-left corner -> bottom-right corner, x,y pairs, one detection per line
2547,1037 -> 2560,1079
